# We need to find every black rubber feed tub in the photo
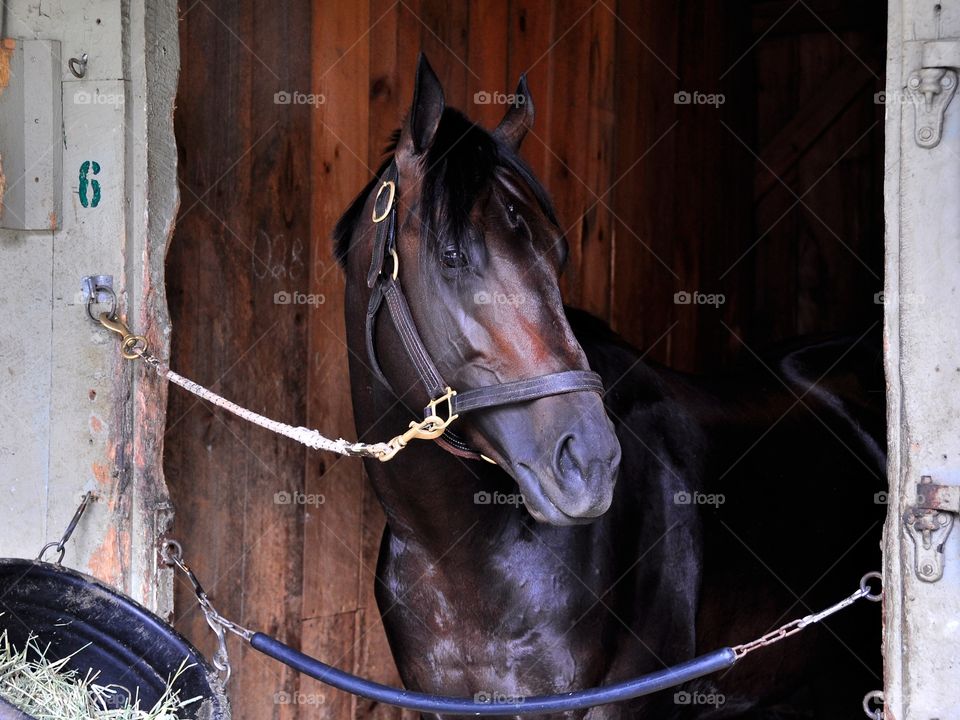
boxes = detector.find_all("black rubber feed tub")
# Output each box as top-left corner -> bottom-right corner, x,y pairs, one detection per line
0,559 -> 229,719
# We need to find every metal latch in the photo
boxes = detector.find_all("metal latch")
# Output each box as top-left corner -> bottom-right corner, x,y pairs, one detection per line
909,39 -> 960,148
903,475 -> 956,582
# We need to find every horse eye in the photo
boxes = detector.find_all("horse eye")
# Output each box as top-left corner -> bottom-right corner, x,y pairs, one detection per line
506,203 -> 520,226
441,246 -> 468,269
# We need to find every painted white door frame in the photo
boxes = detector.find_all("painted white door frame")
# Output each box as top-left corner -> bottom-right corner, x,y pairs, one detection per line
883,2 -> 960,717
0,1 -> 179,614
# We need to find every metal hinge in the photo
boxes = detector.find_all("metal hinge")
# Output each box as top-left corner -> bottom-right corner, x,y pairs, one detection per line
903,475 -> 957,582
909,40 -> 960,148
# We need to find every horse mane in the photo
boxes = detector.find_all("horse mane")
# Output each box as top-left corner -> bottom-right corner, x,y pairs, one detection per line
333,108 -> 557,266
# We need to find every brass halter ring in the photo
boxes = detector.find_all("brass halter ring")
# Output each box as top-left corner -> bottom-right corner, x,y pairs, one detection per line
371,179 -> 396,223
389,248 -> 399,280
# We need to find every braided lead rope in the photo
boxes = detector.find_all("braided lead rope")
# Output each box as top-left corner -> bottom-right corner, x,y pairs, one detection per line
161,366 -> 392,458
90,298 -> 397,459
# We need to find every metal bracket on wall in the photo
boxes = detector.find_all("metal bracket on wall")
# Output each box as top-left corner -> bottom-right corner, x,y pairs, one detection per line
81,275 -> 113,304
909,40 -> 960,148
903,475 -> 957,582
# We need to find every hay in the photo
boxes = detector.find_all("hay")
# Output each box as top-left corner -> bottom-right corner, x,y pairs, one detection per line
0,627 -> 202,720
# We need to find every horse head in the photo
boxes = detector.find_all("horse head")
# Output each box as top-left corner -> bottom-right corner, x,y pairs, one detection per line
337,55 -> 621,526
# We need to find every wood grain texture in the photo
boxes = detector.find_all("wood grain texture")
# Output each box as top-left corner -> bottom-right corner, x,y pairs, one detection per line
165,2 -> 886,717
609,0 -> 679,362
165,1 -> 311,718
507,0 -> 554,183
303,4 -> 372,720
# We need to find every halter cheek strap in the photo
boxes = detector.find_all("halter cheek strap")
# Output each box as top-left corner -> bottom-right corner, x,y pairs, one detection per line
363,161 -> 605,461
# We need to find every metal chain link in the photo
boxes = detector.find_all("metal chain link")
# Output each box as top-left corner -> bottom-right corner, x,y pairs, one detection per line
160,540 -> 254,685
862,690 -> 884,720
732,572 -> 882,659
36,492 -> 94,565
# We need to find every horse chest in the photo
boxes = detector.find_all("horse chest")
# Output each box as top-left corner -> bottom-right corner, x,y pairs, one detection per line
414,590 -> 589,698
379,535 -> 608,697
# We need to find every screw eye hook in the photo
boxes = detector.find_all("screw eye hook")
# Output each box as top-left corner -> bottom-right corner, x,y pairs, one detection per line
859,571 -> 883,602
68,53 -> 88,79
862,690 -> 883,720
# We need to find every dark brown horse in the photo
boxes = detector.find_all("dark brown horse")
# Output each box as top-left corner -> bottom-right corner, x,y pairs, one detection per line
335,55 -> 884,719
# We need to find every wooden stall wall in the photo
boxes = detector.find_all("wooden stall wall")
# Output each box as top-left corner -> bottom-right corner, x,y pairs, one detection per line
165,1 -> 885,718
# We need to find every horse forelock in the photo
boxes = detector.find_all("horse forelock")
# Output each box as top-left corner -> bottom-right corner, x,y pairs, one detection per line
333,108 -> 557,268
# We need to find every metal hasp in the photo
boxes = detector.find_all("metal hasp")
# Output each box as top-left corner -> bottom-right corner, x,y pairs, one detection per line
903,475 -> 957,582
908,39 -> 960,148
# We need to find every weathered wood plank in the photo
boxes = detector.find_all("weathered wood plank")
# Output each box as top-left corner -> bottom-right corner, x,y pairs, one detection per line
579,3 -> 617,320
793,32 -> 884,337
414,0 -> 470,111
302,0 -> 370,620
754,51 -> 877,201
506,0 -> 554,183
545,0 -> 594,307
368,0 -> 400,169
166,2 -> 311,719
467,0 -> 509,129
609,0 -> 679,360
752,0 -> 886,38
299,613 -> 360,719
303,6 -> 372,720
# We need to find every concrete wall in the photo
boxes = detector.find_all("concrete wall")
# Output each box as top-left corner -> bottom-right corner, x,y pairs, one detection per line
0,0 -> 178,612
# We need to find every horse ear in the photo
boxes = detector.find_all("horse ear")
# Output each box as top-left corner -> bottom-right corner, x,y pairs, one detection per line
403,53 -> 445,155
494,75 -> 534,151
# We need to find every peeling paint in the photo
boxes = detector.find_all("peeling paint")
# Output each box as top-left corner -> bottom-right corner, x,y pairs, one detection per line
0,38 -> 14,92
91,462 -> 111,489
88,524 -> 123,588
0,40 -> 12,223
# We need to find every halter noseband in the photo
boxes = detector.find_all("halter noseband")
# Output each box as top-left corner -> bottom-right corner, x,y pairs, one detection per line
363,161 -> 605,461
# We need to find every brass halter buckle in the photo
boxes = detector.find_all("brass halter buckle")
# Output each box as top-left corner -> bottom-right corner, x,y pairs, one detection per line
424,387 -> 458,429
377,387 -> 458,461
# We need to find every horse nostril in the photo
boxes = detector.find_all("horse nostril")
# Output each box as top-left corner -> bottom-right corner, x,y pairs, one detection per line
556,434 -> 582,478
556,434 -> 612,481
555,430 -> 621,484
557,435 -> 574,475
548,433 -> 617,518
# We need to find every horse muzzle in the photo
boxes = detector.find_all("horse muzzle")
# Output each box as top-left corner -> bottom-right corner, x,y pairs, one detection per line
490,394 -> 622,526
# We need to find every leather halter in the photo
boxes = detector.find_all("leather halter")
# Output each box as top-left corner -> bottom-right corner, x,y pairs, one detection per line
363,161 -> 605,461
